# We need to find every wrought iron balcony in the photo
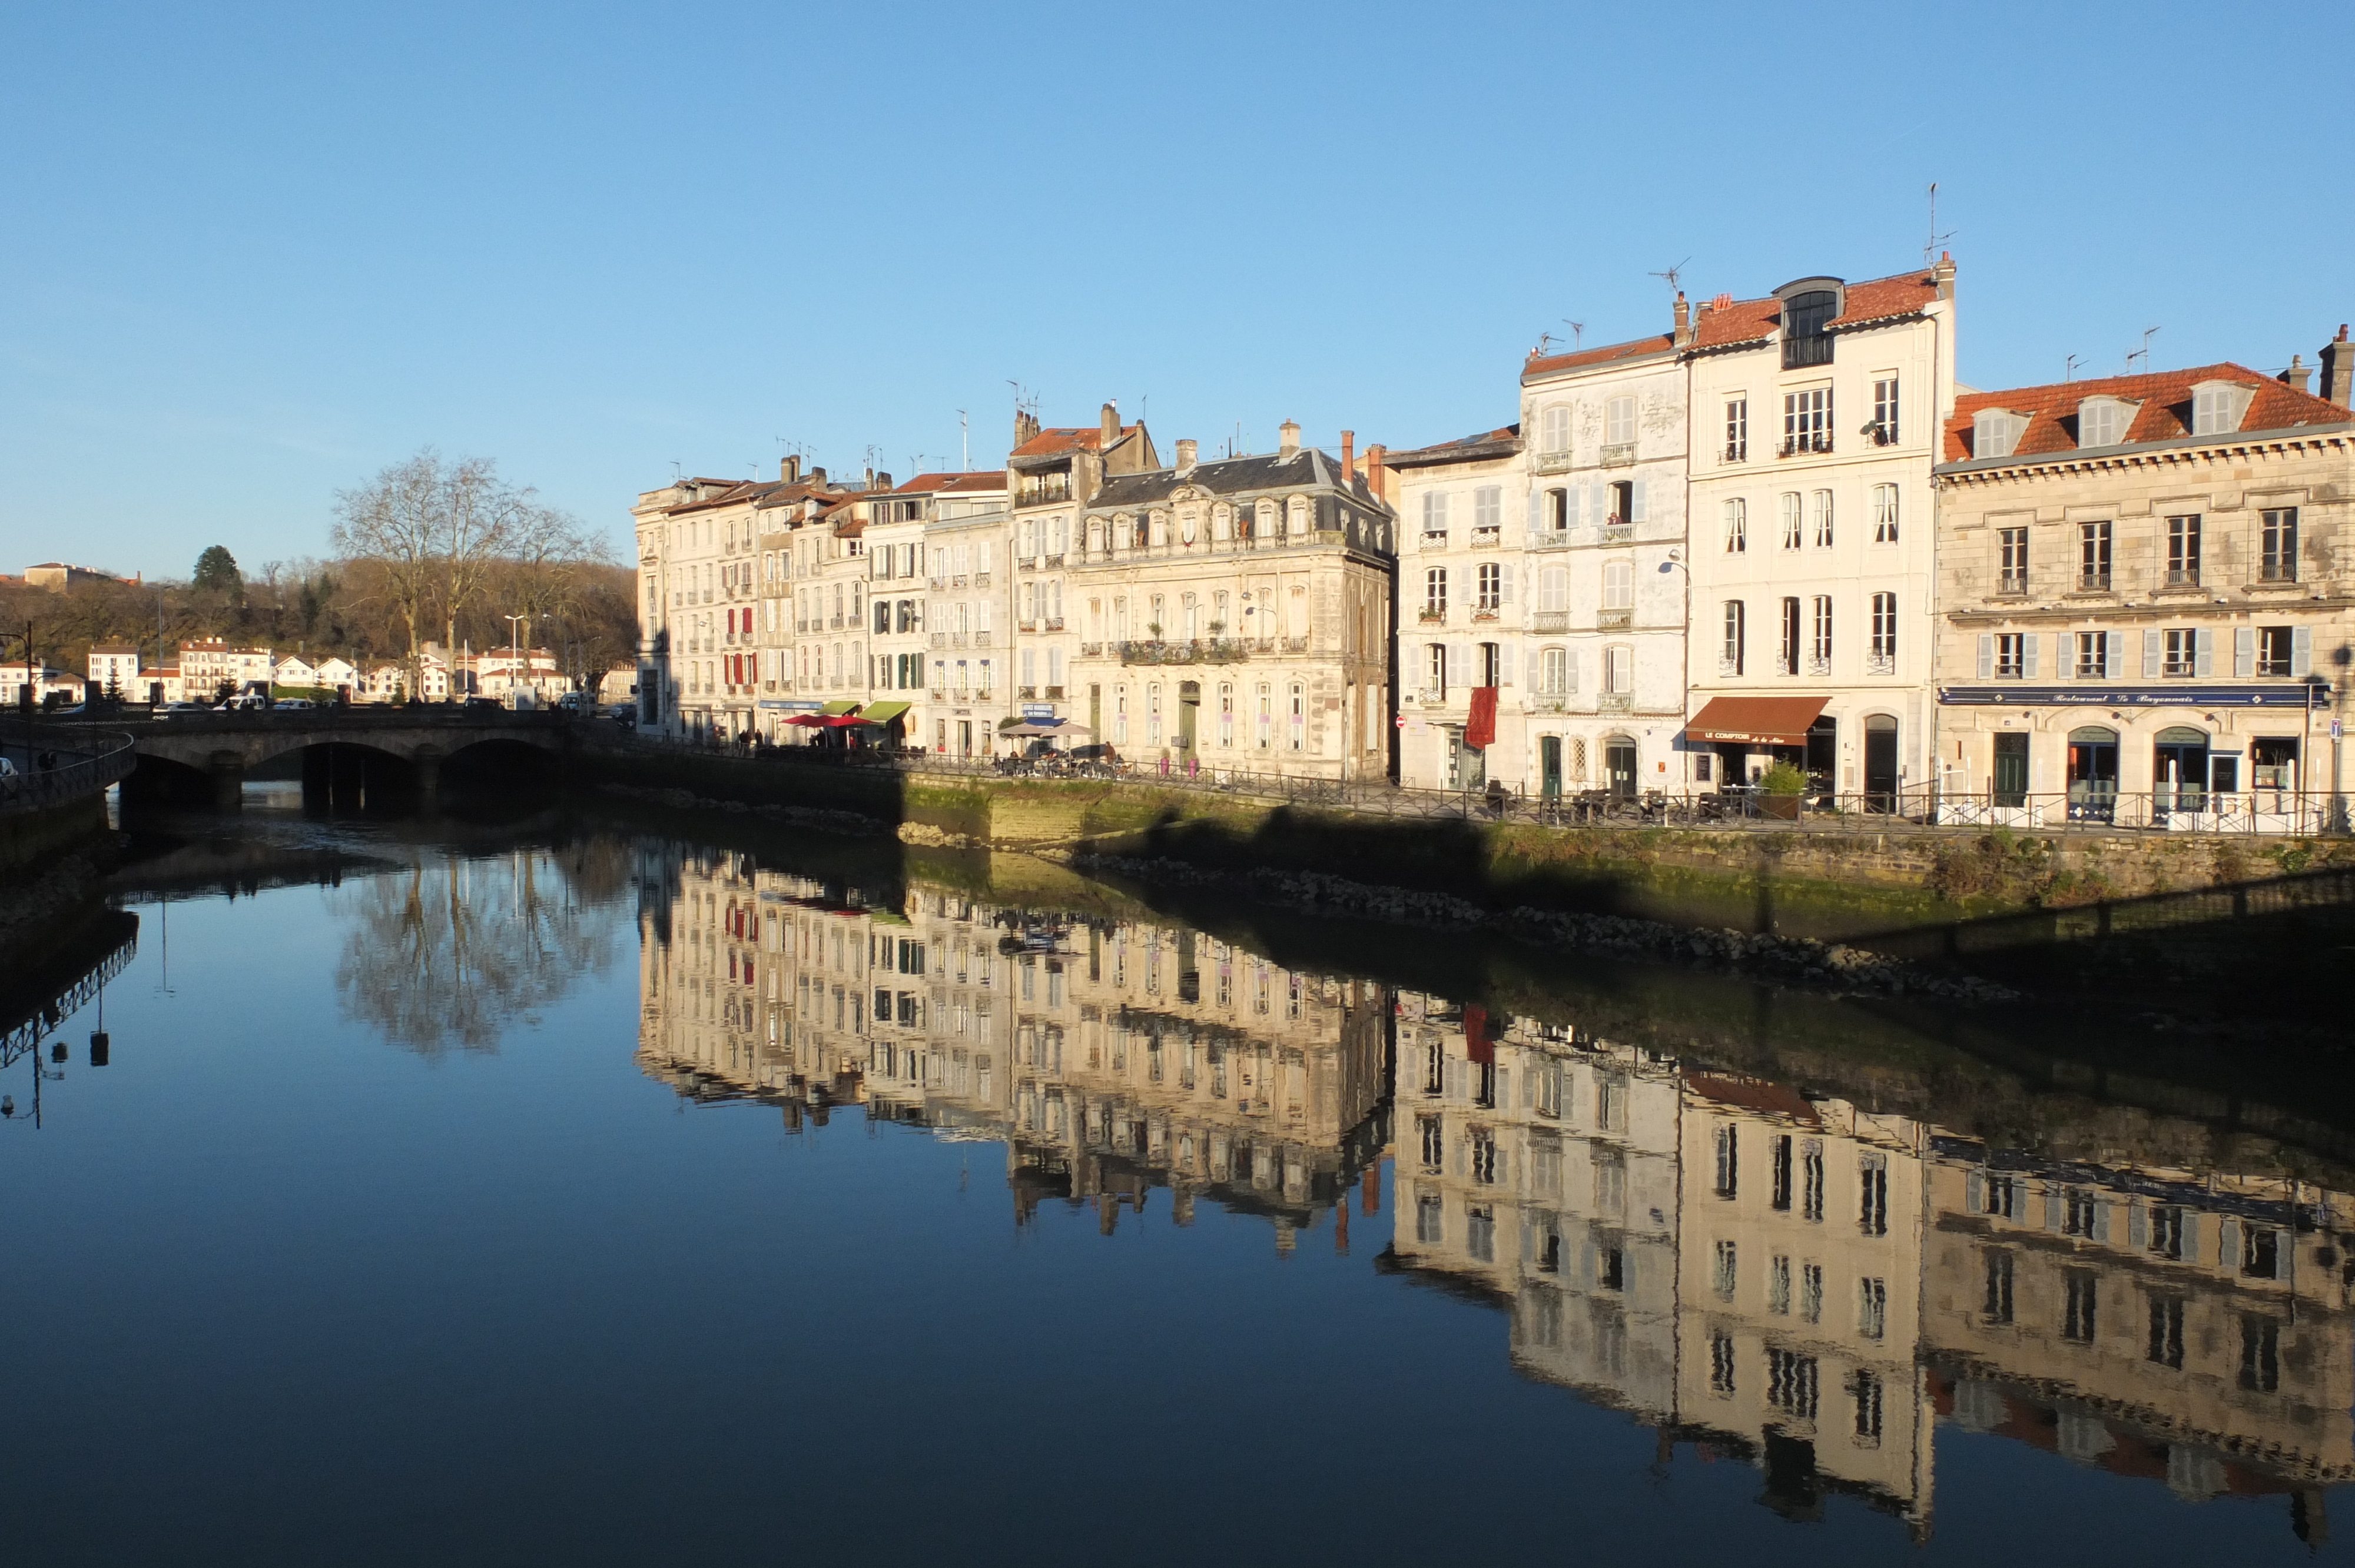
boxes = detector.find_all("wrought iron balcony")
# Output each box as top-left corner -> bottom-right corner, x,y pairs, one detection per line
1599,443 -> 1637,467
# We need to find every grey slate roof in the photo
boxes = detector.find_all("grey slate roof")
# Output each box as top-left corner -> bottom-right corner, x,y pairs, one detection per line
1086,447 -> 1382,510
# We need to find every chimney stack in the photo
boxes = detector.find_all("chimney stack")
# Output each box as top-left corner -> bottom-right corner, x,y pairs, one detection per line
1672,291 -> 1691,349
2321,325 -> 2354,409
1339,430 -> 1355,479
1176,438 -> 1198,471
2281,354 -> 2313,394
1935,250 -> 1956,301
808,466 -> 827,487
1100,401 -> 1119,446
1365,443 -> 1388,503
781,454 -> 801,484
1279,418 -> 1300,457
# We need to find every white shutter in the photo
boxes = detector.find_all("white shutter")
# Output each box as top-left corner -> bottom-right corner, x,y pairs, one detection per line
2194,628 -> 2214,677
2104,631 -> 2124,677
2024,633 -> 2041,679
1976,634 -> 1994,678
2234,627 -> 2256,677
1629,479 -> 1647,524
1525,490 -> 1540,539
2142,629 -> 2162,677
1591,482 -> 1608,527
1564,487 -> 1581,529
2294,626 -> 2314,677
1497,643 -> 1515,687
1498,563 -> 1515,605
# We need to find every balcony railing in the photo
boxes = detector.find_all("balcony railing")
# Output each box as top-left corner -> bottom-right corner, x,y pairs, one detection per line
1807,655 -> 1832,677
1599,442 -> 1637,467
1079,643 -> 1103,656
1597,607 -> 1632,630
1778,434 -> 1833,457
2164,569 -> 2201,589
1723,442 -> 1747,463
929,633 -> 950,648
973,631 -> 993,647
1419,530 -> 1450,551
1996,573 -> 2028,596
1529,529 -> 1573,551
1530,450 -> 1574,474
1469,527 -> 1502,550
1472,607 -> 1500,623
1864,652 -> 1895,676
2076,573 -> 2112,593
1600,523 -> 1633,543
1598,692 -> 1633,713
1044,617 -> 1064,631
1044,686 -> 1065,700
1116,639 -> 1251,666
1529,610 -> 1570,633
1415,688 -> 1450,706
1418,608 -> 1447,624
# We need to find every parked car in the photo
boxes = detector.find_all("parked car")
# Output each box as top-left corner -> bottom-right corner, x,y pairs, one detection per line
460,696 -> 503,713
218,692 -> 269,712
156,701 -> 213,719
271,697 -> 314,711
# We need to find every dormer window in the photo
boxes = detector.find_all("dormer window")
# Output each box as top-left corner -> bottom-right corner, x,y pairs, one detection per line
2077,397 -> 2136,449
1779,287 -> 1839,368
2190,380 -> 2254,437
1973,409 -> 2027,459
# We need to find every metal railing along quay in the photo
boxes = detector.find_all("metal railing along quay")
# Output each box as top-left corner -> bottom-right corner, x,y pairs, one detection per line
0,724 -> 138,815
620,736 -> 2351,839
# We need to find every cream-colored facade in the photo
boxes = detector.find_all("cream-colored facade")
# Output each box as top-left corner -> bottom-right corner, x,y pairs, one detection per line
1065,425 -> 1395,778
1932,351 -> 2355,830
1682,261 -> 1956,799
918,473 -> 1013,754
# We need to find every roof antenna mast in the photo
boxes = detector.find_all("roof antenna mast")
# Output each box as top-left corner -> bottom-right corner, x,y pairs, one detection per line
1648,260 -> 1688,294
2127,326 -> 2160,373
958,410 -> 968,472
1924,182 -> 1956,265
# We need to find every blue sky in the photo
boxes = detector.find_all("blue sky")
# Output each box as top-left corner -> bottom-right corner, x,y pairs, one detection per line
4,1 -> 2348,579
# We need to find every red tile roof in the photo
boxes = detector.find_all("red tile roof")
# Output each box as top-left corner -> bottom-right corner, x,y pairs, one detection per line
891,470 -> 1007,494
1009,424 -> 1142,459
1688,268 -> 1940,351
1524,332 -> 1674,378
1943,363 -> 2350,462
1384,426 -> 1521,464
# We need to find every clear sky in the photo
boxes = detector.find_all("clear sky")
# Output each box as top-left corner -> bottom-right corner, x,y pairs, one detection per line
4,1 -> 2349,579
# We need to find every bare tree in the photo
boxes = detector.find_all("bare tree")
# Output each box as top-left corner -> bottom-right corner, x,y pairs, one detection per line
439,456 -> 536,659
331,450 -> 447,692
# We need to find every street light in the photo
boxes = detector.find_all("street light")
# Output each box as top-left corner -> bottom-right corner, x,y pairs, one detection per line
503,614 -> 539,710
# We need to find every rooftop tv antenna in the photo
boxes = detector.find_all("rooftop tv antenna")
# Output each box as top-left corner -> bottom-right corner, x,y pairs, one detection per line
669,460 -> 682,481
1923,182 -> 1956,265
1564,320 -> 1586,350
2065,353 -> 2083,383
1648,260 -> 1689,294
957,410 -> 969,471
2127,326 -> 2160,371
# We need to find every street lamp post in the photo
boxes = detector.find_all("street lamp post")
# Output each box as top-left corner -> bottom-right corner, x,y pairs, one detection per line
502,614 -> 536,710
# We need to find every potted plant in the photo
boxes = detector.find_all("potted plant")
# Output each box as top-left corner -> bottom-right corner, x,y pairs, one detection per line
1759,760 -> 1807,820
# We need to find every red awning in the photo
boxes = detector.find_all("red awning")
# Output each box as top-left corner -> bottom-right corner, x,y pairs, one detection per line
1683,696 -> 1829,747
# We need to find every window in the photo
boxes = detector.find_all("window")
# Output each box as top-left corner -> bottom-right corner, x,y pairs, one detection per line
2193,383 -> 2243,436
2148,1295 -> 2185,1369
1469,1126 -> 1498,1184
2074,630 -> 2112,678
1539,646 -> 1570,696
1713,1124 -> 1739,1198
2261,507 -> 2299,582
1768,1254 -> 1792,1315
1871,376 -> 1899,444
1779,492 -> 1802,549
1475,562 -> 1501,612
2244,1225 -> 2281,1280
1802,1142 -> 1825,1222
1539,404 -> 1570,454
1421,492 -> 1449,537
1710,1333 -> 1737,1395
1473,486 -> 1501,532
1779,597 -> 1802,675
1289,683 -> 1305,750
1415,1190 -> 1444,1245
1870,593 -> 1897,666
1542,487 -> 1571,534
1713,1239 -> 1737,1299
1871,484 -> 1899,543
1605,395 -> 1636,446
1859,1277 -> 1888,1340
2064,1271 -> 2099,1343
1767,1348 -> 1819,1421
1983,1248 -> 2015,1324
1810,490 -> 1833,547
1721,601 -> 1746,675
2163,627 -> 2199,677
1800,1261 -> 1823,1323
1423,567 -> 1447,619
1601,559 -> 1633,611
1853,1370 -> 1885,1444
1810,596 -> 1833,669
1603,645 -> 1633,696
1426,643 -> 1447,696
1783,386 -> 1832,453
2256,625 -> 2296,678
2079,398 -> 2129,448
1781,290 -> 1836,368
2078,520 -> 2112,590
1974,408 -> 2025,459
1725,398 -> 1749,461
1998,526 -> 2028,592
2241,1316 -> 2281,1392
1859,1154 -> 1888,1235
1994,632 -> 2024,678
1723,498 -> 1747,552
1417,1115 -> 1444,1172
2165,514 -> 2202,587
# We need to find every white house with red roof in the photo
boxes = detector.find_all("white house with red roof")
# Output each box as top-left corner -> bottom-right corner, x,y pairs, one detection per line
1681,257 -> 1958,806
1931,334 -> 2355,829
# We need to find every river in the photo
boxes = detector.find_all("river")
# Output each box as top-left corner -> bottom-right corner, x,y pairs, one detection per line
3,782 -> 2350,1563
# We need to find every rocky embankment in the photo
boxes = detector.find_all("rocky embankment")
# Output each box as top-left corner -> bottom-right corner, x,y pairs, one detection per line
1063,851 -> 2017,1004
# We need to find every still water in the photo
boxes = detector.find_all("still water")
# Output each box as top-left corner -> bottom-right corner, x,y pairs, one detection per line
5,790 -> 2351,1563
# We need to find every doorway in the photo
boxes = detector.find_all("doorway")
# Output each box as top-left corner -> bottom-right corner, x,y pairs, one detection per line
1539,736 -> 1563,800
2152,726 -> 2210,815
958,720 -> 973,758
1177,682 -> 1200,753
1448,732 -> 1486,791
1992,732 -> 2029,807
1862,715 -> 1898,810
1604,736 -> 1637,799
2067,725 -> 2118,821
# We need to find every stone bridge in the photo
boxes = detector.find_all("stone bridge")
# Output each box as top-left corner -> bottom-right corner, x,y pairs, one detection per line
83,710 -> 578,806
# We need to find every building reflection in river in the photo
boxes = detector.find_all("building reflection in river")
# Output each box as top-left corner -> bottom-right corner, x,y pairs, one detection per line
631,856 -> 2354,1543
634,851 -> 1389,1247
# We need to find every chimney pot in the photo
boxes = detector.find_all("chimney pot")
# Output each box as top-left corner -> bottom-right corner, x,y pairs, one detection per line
1279,418 -> 1300,457
2323,327 -> 2355,410
1672,290 -> 1692,349
2283,354 -> 2313,394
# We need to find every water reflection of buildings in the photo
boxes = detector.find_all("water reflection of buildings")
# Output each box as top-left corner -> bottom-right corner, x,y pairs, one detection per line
633,856 -> 1390,1245
1386,990 -> 2355,1544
